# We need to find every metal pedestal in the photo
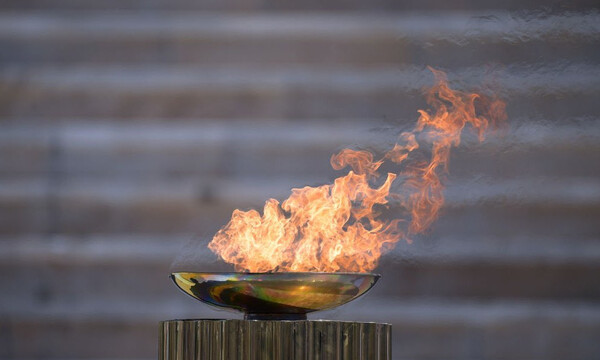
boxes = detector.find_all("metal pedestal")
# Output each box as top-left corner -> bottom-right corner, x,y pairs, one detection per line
159,319 -> 391,360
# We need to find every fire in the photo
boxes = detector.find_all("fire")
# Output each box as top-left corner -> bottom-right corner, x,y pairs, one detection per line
208,68 -> 506,273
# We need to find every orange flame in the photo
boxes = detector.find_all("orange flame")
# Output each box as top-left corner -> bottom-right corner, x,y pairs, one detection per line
208,68 -> 507,273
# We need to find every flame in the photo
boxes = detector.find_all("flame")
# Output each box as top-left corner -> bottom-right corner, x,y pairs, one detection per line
208,68 -> 507,273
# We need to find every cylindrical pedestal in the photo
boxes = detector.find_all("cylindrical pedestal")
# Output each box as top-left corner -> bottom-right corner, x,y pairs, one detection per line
159,319 -> 391,360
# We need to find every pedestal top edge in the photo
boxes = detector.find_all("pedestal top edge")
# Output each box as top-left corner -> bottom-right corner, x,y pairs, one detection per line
160,319 -> 392,326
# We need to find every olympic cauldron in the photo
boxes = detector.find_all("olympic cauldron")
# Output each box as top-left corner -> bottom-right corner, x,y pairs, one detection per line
160,271 -> 391,359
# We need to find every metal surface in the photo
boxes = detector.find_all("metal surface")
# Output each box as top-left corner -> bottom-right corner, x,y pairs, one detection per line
171,272 -> 379,320
159,319 -> 391,360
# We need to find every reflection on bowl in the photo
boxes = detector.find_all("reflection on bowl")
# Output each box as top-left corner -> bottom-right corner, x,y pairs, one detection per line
171,272 -> 380,320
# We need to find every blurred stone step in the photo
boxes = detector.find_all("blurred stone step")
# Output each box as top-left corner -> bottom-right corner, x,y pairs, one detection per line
1,120 -> 598,181
1,177 -> 599,235
372,258 -> 600,301
1,64 -> 598,120
2,299 -> 599,359
1,233 -> 599,307
2,0 -> 598,12
0,118 -> 370,181
1,12 -> 598,66
2,234 -> 599,268
0,317 -> 158,359
0,126 -> 53,179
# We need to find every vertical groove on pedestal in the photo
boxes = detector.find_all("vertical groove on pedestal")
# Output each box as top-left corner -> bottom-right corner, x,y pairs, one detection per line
159,320 -> 391,360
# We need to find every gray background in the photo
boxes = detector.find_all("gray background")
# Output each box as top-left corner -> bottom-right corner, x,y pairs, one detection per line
1,0 -> 599,359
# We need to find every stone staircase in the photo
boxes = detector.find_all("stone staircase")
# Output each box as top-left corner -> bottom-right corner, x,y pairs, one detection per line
0,1 -> 599,359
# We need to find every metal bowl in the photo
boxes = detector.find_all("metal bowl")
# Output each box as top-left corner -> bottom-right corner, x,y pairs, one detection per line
171,272 -> 380,320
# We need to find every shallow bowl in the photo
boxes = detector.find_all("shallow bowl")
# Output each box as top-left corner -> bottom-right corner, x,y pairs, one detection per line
171,272 -> 380,320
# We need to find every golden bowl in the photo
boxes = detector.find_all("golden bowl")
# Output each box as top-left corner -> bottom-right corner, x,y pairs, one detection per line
171,272 -> 380,320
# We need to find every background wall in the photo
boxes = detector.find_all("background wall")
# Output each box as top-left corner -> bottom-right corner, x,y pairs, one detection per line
1,1 -> 599,359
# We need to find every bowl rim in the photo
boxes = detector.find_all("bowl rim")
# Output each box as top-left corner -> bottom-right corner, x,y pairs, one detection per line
171,271 -> 381,277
